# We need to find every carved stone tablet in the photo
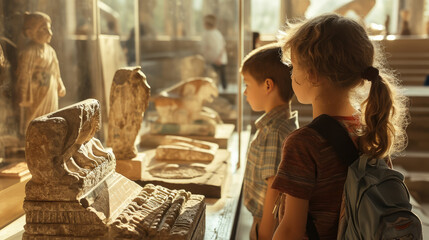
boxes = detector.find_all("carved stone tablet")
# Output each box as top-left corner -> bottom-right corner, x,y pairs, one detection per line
140,149 -> 230,198
155,136 -> 219,162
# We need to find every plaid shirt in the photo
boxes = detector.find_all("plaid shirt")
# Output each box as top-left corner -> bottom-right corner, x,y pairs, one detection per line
243,104 -> 299,218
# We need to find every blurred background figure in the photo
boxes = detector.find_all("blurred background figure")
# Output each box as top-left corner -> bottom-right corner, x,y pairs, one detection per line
200,14 -> 228,91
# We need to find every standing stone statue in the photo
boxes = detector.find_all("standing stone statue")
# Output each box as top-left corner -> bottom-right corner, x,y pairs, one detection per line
16,12 -> 66,135
107,67 -> 150,160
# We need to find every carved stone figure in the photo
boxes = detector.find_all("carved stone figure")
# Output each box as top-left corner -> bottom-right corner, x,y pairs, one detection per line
151,77 -> 222,136
155,135 -> 219,162
107,67 -> 150,160
23,99 -> 205,239
16,12 -> 66,135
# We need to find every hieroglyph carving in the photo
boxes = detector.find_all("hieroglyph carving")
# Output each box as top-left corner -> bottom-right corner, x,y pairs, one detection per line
156,135 -> 218,162
107,67 -> 150,160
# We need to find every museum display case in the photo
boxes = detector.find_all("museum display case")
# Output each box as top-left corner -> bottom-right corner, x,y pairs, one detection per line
0,0 -> 254,238
1,0 -> 429,238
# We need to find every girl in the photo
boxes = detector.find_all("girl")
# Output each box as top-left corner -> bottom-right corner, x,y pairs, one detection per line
271,14 -> 408,239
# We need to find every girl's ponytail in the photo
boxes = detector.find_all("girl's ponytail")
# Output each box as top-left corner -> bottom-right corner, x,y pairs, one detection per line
360,67 -> 408,160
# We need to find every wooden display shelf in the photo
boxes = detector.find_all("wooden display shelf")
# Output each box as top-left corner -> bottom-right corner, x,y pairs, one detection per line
0,174 -> 31,229
137,149 -> 230,198
140,123 -> 235,149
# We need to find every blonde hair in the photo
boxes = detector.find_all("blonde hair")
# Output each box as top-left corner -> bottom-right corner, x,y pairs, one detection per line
23,12 -> 51,38
280,14 -> 409,160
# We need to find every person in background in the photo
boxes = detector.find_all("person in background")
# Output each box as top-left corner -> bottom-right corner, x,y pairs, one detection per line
272,13 -> 408,239
241,43 -> 299,240
201,14 -> 228,90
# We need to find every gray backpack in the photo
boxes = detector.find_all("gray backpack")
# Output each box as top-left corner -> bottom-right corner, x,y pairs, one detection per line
308,114 -> 423,240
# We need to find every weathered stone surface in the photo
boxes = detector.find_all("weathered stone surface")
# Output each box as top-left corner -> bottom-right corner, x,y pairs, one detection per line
155,136 -> 218,162
111,184 -> 205,240
25,99 -> 115,201
24,99 -> 205,239
150,78 -> 222,136
107,67 -> 150,160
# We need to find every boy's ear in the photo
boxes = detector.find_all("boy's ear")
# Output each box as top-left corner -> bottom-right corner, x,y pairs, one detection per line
265,78 -> 275,92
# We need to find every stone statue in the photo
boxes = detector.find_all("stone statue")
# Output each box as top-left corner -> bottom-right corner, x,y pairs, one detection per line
151,77 -> 222,136
155,135 -> 219,162
16,12 -> 66,135
107,67 -> 150,160
23,99 -> 205,239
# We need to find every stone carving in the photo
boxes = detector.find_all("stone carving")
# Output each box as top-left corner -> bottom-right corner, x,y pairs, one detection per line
25,99 -> 114,201
151,77 -> 222,136
111,184 -> 205,239
23,99 -> 205,239
107,67 -> 150,160
16,12 -> 66,135
156,135 -> 219,162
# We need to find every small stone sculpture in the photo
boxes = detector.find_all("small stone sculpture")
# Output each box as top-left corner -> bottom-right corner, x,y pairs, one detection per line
151,77 -> 222,136
107,67 -> 150,160
23,99 -> 205,239
16,12 -> 66,135
155,135 -> 218,162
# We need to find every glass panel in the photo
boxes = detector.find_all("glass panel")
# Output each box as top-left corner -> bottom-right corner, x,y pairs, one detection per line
0,0 -> 101,160
250,0 -> 280,34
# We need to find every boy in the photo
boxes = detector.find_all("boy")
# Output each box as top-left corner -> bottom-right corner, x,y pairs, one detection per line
241,43 -> 298,240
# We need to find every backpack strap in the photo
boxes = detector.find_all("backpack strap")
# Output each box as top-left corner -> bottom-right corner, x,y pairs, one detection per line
304,114 -> 360,240
307,114 -> 359,166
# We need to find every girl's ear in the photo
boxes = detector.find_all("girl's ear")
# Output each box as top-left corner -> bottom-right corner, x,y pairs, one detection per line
265,78 -> 275,93
307,70 -> 320,87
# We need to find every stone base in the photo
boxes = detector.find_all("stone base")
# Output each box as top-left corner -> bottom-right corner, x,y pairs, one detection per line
115,152 -> 146,180
23,172 -> 206,239
138,149 -> 230,198
140,123 -> 235,149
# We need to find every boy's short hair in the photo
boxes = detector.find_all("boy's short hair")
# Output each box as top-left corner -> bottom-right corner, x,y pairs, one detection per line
241,43 -> 294,103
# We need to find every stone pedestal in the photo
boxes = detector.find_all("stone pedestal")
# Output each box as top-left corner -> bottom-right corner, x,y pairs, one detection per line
115,152 -> 146,180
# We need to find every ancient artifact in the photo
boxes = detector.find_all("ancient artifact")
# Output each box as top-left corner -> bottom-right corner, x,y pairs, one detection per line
140,145 -> 230,198
23,99 -> 205,239
107,67 -> 150,160
156,135 -> 218,162
151,77 -> 222,136
16,12 -> 66,135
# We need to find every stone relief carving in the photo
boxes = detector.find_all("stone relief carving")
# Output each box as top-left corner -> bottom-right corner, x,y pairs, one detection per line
25,99 -> 115,200
23,99 -> 205,239
107,67 -> 150,160
16,12 -> 66,135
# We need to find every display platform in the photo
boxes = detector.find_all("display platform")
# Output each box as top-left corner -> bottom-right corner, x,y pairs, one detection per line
0,162 -> 31,229
137,149 -> 230,198
115,152 -> 146,180
140,123 -> 235,148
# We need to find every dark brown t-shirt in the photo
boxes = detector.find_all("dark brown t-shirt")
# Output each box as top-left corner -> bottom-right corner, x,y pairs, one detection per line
272,116 -> 359,239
